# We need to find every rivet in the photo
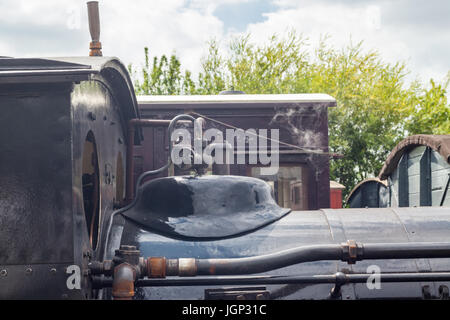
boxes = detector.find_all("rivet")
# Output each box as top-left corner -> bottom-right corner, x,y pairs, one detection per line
50,268 -> 57,275
0,269 -> 7,277
25,268 -> 33,276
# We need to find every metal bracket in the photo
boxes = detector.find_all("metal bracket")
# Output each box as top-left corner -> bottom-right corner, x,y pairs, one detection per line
341,240 -> 363,264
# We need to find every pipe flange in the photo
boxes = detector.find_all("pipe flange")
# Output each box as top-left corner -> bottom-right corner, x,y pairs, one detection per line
341,240 -> 363,264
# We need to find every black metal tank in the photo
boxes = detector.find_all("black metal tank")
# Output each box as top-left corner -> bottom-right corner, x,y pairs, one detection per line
107,174 -> 450,300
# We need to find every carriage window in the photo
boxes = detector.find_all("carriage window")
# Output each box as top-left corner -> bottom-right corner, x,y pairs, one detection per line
251,165 -> 309,210
82,131 -> 100,250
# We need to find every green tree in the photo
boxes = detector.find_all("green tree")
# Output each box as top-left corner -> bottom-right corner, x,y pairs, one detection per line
129,34 -> 449,200
405,78 -> 450,135
128,47 -> 193,95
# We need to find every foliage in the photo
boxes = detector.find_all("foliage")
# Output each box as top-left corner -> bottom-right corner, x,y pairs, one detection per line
128,47 -> 189,95
129,33 -> 450,200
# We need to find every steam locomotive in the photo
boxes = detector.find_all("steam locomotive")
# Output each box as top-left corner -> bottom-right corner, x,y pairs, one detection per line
1,2 -> 450,300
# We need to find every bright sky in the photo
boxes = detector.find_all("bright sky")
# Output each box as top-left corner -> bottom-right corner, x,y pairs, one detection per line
1,0 -> 449,85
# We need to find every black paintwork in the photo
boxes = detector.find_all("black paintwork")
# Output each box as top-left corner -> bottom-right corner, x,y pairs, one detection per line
122,175 -> 290,240
0,58 -> 91,71
0,57 -> 138,299
112,206 -> 450,299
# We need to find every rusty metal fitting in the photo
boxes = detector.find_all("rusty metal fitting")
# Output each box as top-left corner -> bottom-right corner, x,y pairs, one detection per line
115,245 -> 141,266
166,259 -> 179,276
341,240 -> 363,264
178,258 -> 198,277
112,263 -> 136,300
88,260 -> 114,276
89,41 -> 102,56
146,257 -> 167,278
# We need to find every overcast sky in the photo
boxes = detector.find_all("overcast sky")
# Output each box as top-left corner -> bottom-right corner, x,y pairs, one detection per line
1,0 -> 449,85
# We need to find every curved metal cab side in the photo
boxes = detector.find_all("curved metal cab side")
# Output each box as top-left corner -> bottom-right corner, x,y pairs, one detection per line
113,206 -> 450,300
0,57 -> 139,299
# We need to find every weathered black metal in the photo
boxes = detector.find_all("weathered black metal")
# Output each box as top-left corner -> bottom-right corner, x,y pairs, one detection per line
126,241 -> 450,277
92,272 -> 450,288
110,206 -> 450,299
0,56 -> 139,299
121,175 -> 291,240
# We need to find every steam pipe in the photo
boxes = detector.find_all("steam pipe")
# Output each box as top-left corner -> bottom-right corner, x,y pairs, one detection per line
362,242 -> 450,259
105,115 -> 196,261
112,263 -> 136,300
125,118 -> 192,203
93,272 -> 450,288
95,240 -> 450,293
135,115 -> 195,188
159,241 -> 450,276
194,245 -> 342,276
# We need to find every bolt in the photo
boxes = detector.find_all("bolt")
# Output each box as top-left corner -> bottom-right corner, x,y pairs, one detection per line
25,268 -> 33,276
83,251 -> 92,260
50,268 -> 57,275
0,269 -> 7,277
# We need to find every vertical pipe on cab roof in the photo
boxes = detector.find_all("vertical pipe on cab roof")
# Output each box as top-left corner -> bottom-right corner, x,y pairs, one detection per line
87,1 -> 102,56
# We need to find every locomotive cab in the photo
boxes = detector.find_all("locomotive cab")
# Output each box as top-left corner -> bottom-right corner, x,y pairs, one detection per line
0,56 -> 139,299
